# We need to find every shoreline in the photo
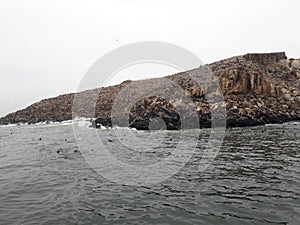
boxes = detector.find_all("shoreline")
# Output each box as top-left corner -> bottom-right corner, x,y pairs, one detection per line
1,117 -> 299,130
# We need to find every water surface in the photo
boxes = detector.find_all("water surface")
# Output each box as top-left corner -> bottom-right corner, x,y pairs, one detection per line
0,122 -> 299,224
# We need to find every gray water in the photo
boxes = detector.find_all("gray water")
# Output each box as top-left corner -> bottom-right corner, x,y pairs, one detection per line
0,122 -> 299,225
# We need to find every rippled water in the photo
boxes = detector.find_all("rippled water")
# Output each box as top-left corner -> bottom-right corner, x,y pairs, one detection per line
0,122 -> 299,225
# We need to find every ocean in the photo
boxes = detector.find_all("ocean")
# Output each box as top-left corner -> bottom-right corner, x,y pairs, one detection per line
0,122 -> 299,225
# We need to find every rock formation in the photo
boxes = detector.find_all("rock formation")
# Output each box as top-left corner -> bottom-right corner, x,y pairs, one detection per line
1,52 -> 299,129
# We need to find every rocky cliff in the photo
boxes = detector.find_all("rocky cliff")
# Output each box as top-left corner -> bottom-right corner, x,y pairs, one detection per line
1,52 -> 299,129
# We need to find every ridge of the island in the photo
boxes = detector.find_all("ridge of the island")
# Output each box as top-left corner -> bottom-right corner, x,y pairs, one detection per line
1,52 -> 299,130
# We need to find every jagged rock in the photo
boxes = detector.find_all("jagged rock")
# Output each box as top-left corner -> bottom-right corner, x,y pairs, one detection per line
0,52 -> 299,129
127,96 -> 181,130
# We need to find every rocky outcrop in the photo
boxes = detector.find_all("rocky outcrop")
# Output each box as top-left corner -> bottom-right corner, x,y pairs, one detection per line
243,52 -> 287,65
1,52 -> 299,129
128,96 -> 181,130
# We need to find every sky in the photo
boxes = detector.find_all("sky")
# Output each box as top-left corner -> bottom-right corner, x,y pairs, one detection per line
0,0 -> 299,117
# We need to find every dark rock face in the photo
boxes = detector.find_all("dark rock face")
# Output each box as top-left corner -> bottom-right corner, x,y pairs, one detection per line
128,96 -> 181,130
0,52 -> 299,129
243,52 -> 287,65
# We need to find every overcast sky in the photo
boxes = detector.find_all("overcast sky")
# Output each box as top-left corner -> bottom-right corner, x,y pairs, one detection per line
0,0 -> 299,117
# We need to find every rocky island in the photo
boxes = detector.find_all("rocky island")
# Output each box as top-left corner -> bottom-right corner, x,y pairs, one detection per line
1,52 -> 299,129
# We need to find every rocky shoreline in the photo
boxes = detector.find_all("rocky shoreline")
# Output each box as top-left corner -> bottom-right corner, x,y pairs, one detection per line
1,52 -> 299,130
